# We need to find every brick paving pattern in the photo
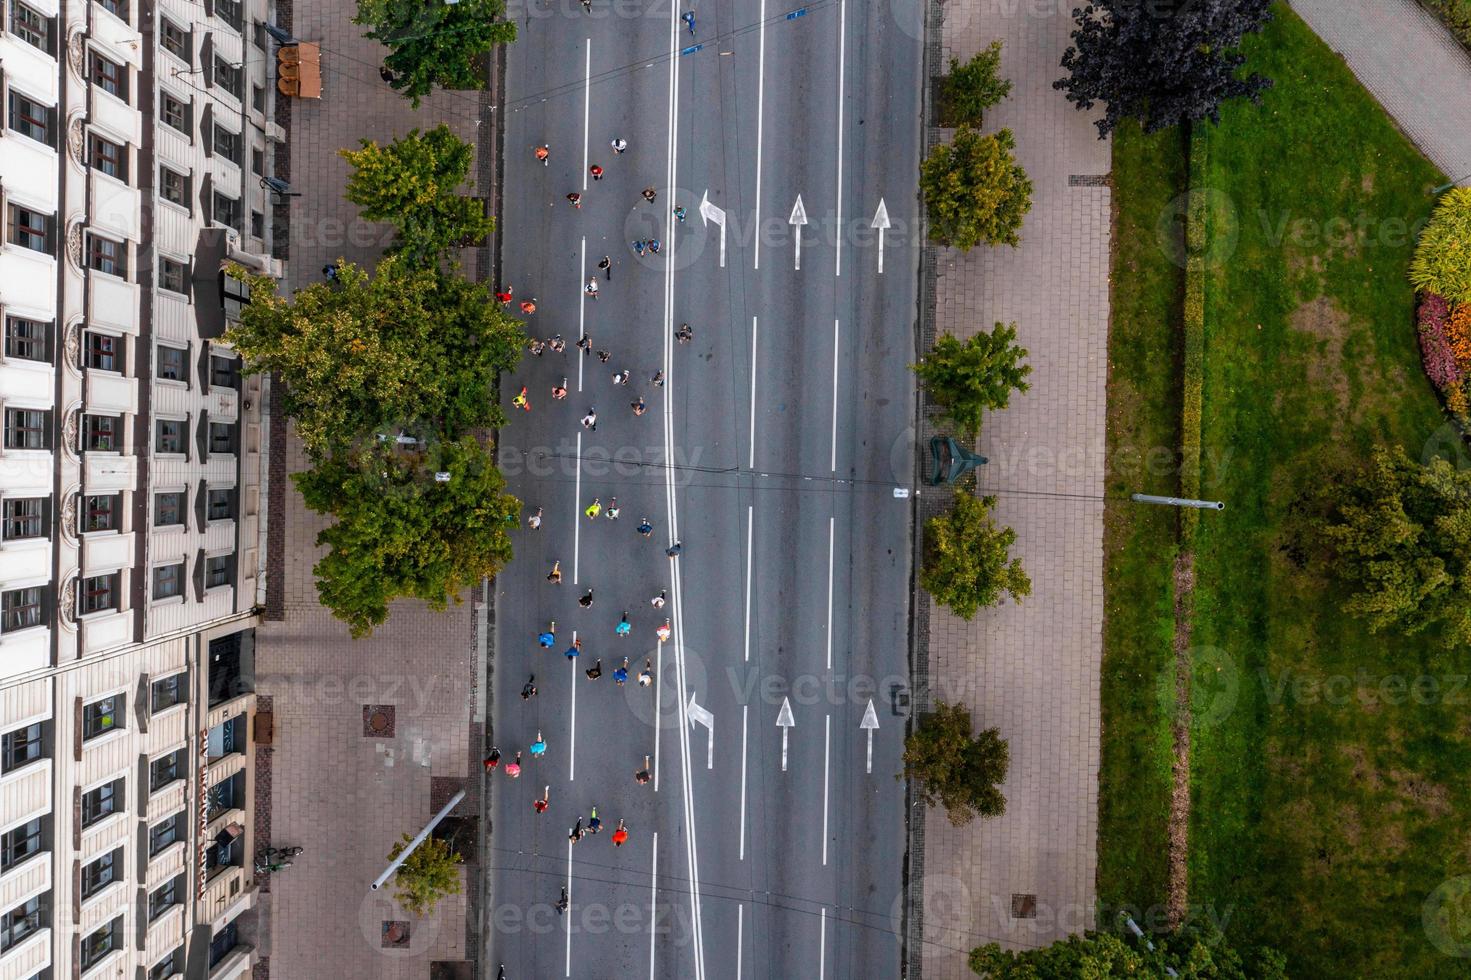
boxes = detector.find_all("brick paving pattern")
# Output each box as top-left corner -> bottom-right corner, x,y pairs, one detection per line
918,0 -> 1109,973
253,0 -> 490,976
1291,0 -> 1471,182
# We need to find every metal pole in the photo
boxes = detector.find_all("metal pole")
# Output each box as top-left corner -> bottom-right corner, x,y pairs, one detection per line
370,788 -> 466,890
1130,493 -> 1224,511
1431,172 -> 1471,195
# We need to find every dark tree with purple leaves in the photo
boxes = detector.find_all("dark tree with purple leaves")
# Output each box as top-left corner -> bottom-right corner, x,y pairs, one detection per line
1055,0 -> 1274,138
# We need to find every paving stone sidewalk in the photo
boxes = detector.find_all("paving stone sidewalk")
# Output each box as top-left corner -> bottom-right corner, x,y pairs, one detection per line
917,0 -> 1109,974
253,1 -> 491,976
1290,0 -> 1471,183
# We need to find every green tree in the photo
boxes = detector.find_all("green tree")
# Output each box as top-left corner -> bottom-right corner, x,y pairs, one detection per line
387,833 -> 463,916
922,491 -> 1030,620
903,701 -> 1009,825
225,257 -> 523,459
940,41 -> 1012,128
1315,445 -> 1471,647
920,127 -> 1033,250
341,126 -> 495,264
912,324 -> 1031,440
356,0 -> 516,107
295,436 -> 520,639
1409,186 -> 1471,306
969,926 -> 1288,978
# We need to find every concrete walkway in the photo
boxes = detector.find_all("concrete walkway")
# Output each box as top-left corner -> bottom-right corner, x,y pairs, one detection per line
916,0 -> 1109,974
1291,0 -> 1471,182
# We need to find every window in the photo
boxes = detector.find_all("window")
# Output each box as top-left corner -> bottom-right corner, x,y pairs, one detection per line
79,916 -> 121,970
252,19 -> 266,48
0,818 -> 43,871
159,257 -> 187,294
89,133 -> 127,180
160,92 -> 190,135
251,209 -> 264,239
149,749 -> 183,791
155,418 -> 184,454
7,90 -> 53,146
1,722 -> 44,772
95,0 -> 127,19
82,494 -> 118,532
210,354 -> 240,389
80,778 -> 121,825
80,848 -> 120,899
7,204 -> 52,254
150,946 -> 184,980
209,422 -> 236,455
152,562 -> 183,600
159,166 -> 190,208
3,316 -> 49,361
222,272 -> 250,323
2,497 -> 46,540
204,822 -> 242,878
157,347 -> 187,384
4,408 -> 49,449
87,234 -> 128,277
252,84 -> 265,114
0,895 -> 43,954
151,672 -> 185,711
154,490 -> 184,526
214,56 -> 242,99
0,587 -> 43,632
205,554 -> 233,589
215,0 -> 242,30
82,414 -> 120,452
149,813 -> 184,855
9,1 -> 53,54
82,695 -> 121,738
251,146 -> 264,176
160,17 -> 188,62
84,331 -> 119,371
89,53 -> 127,99
212,125 -> 242,165
148,876 -> 182,921
212,192 -> 241,231
80,573 -> 119,614
207,488 -> 237,521
207,716 -> 244,759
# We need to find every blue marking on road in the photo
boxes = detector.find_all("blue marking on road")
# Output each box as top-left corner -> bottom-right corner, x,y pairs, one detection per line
680,43 -> 703,56
786,7 -> 806,19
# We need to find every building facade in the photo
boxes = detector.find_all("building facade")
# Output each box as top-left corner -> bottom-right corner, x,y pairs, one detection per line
0,0 -> 280,973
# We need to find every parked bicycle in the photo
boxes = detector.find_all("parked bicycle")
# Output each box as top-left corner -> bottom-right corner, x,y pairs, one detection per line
255,845 -> 304,875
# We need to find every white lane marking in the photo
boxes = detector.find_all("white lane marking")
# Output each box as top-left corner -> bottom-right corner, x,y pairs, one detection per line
699,189 -> 726,267
861,698 -> 879,774
747,316 -> 758,470
582,38 -> 591,190
825,516 -> 835,670
565,836 -> 574,977
872,199 -> 890,275
743,504 -> 753,662
578,237 -> 586,393
834,0 -> 846,277
573,431 -> 582,583
739,703 -> 748,860
790,195 -> 808,271
830,318 -> 839,472
649,831 -> 659,980
737,903 -> 744,979
822,713 -> 831,865
776,696 -> 795,771
654,634 -> 662,792
569,630 -> 578,782
754,0 -> 767,270
688,692 -> 715,769
819,908 -> 827,980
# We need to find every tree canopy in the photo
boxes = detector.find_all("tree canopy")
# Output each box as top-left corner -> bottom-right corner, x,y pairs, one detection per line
387,833 -> 463,917
920,127 -> 1033,250
1055,0 -> 1273,138
940,41 -> 1012,128
355,0 -> 516,106
913,324 -> 1031,440
904,701 -> 1009,825
922,491 -> 1031,620
970,926 -> 1288,978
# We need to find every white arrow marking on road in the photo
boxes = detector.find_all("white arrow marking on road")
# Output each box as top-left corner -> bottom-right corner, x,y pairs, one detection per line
688,693 -> 715,770
699,189 -> 726,268
872,198 -> 891,275
860,699 -> 880,774
789,195 -> 808,271
776,696 -> 795,771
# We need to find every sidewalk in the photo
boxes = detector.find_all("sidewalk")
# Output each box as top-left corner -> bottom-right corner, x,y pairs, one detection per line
252,0 -> 493,976
915,0 -> 1109,973
1290,0 -> 1471,183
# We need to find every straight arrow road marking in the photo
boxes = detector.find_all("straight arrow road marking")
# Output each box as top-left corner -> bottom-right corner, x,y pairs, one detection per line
776,696 -> 795,771
688,693 -> 715,770
872,198 -> 890,274
861,698 -> 879,774
789,195 -> 807,271
699,189 -> 726,267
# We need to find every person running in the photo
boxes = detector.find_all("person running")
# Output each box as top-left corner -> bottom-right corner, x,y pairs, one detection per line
496,287 -> 514,304
527,507 -> 543,530
581,0 -> 591,10
652,369 -> 665,388
564,637 -> 582,661
631,396 -> 647,416
506,751 -> 522,778
673,204 -> 687,223
556,886 -> 568,914
578,588 -> 594,609
546,560 -> 562,584
521,675 -> 537,700
567,192 -> 582,209
588,806 -> 602,834
584,658 -> 602,680
605,498 -> 620,520
576,335 -> 593,355
635,756 -> 651,783
512,386 -> 531,412
581,408 -> 597,431
612,818 -> 629,846
648,239 -> 661,255
535,144 -> 550,165
676,323 -> 693,343
534,786 -> 550,813
589,164 -> 604,181
530,731 -> 546,758
520,299 -> 539,315
637,517 -> 654,537
598,255 -> 612,280
538,622 -> 557,648
639,658 -> 655,686
612,369 -> 630,386
666,542 -> 683,558
655,620 -> 671,644
552,378 -> 567,400
642,186 -> 658,203
681,10 -> 695,34
528,338 -> 546,356
615,613 -> 631,638
549,334 -> 567,353
585,277 -> 599,299
613,656 -> 630,685
597,349 -> 612,363
632,239 -> 648,257
651,589 -> 666,609
483,746 -> 501,771
610,137 -> 628,154
585,497 -> 602,520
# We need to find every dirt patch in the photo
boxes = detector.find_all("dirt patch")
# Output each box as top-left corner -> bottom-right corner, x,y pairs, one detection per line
1165,550 -> 1196,928
1339,744 -> 1383,790
1389,770 -> 1452,817
1336,804 -> 1364,845
1290,295 -> 1355,410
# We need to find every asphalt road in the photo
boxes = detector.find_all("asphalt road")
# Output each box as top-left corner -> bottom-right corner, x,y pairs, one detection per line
489,0 -> 923,976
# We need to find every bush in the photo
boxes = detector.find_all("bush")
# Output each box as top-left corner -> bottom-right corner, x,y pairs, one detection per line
1423,0 -> 1471,47
969,926 -> 1288,979
940,42 -> 1011,128
387,833 -> 462,916
903,701 -> 1009,825
911,324 -> 1031,440
922,490 -> 1030,619
1409,187 -> 1471,306
920,127 -> 1033,250
1417,293 -> 1461,391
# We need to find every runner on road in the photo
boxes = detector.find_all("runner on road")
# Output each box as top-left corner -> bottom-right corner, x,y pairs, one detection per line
673,204 -> 687,223
483,747 -> 501,771
582,408 -> 598,431
512,386 -> 531,412
613,657 -> 630,685
605,498 -> 620,520
642,186 -> 658,203
631,396 -> 647,416
615,613 -> 631,638
570,818 -> 584,843
530,731 -> 547,758
549,335 -> 566,353
651,590 -> 666,609
538,622 -> 557,648
567,192 -> 582,209
655,620 -> 671,644
584,658 -> 602,680
546,560 -> 562,584
589,164 -> 604,181
506,752 -> 522,778
652,370 -> 665,388
565,637 -> 582,660
527,507 -> 543,530
578,589 -> 595,609
556,887 -> 568,914
637,518 -> 654,537
535,144 -> 550,165
612,370 -> 630,386
585,497 -> 602,520
598,255 -> 612,280
610,137 -> 628,154
681,10 -> 695,34
635,756 -> 651,784
585,278 -> 599,299
639,659 -> 655,686
612,819 -> 629,846
534,786 -> 549,813
521,676 -> 537,699
520,299 -> 538,315
588,806 -> 602,834
552,378 -> 567,400
676,323 -> 693,343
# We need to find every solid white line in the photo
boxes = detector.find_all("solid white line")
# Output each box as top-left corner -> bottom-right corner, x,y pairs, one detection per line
830,318 -> 839,472
654,636 -> 662,792
737,904 -> 744,979
578,237 -> 586,393
822,713 -> 831,865
743,505 -> 753,663
573,431 -> 582,583
565,837 -> 574,977
819,908 -> 827,980
582,37 -> 591,190
569,630 -> 578,782
649,832 -> 659,980
834,0 -> 846,277
747,316 -> 758,470
825,516 -> 835,670
753,0 -> 767,270
739,703 -> 748,860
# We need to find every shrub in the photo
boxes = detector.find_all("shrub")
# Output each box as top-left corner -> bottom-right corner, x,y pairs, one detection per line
920,127 -> 1034,250
911,324 -> 1031,440
921,491 -> 1031,619
1449,304 -> 1471,371
387,833 -> 462,916
1417,293 -> 1462,390
1409,187 -> 1471,306
903,701 -> 1009,825
940,42 -> 1011,128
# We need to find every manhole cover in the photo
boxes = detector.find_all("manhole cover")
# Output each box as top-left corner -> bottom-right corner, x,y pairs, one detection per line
382,920 -> 410,948
363,705 -> 396,737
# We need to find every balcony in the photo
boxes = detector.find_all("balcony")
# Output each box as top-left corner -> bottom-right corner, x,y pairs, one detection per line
86,274 -> 139,335
82,452 -> 136,492
89,171 -> 141,240
207,630 -> 254,708
89,85 -> 141,145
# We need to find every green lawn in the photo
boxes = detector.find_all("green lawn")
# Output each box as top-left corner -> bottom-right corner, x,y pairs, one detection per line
1185,7 -> 1470,976
1097,120 -> 1187,917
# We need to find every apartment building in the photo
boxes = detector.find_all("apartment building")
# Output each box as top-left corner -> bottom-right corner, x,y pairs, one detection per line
0,0 -> 281,973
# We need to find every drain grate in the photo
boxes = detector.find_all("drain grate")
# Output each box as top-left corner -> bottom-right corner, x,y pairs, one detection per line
382,921 -> 410,948
1011,894 -> 1037,919
363,705 -> 396,738
1068,174 -> 1111,187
